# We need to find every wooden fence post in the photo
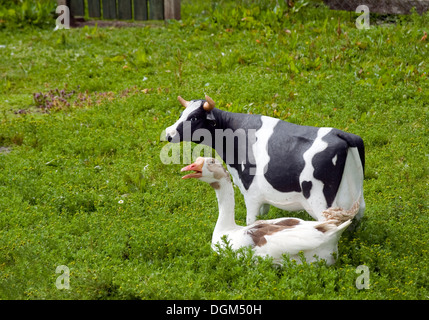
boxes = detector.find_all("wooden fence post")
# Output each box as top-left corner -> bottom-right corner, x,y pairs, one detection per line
69,0 -> 85,16
102,0 -> 117,19
88,0 -> 101,18
118,0 -> 132,19
164,0 -> 180,20
134,0 -> 148,20
149,0 -> 164,20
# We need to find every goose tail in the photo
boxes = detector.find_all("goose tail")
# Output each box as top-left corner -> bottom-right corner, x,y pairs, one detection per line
314,200 -> 360,235
322,199 -> 360,225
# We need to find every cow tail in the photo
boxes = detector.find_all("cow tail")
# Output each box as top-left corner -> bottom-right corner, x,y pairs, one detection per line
337,131 -> 365,173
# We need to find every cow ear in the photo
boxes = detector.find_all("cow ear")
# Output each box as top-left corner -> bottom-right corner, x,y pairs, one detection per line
206,111 -> 216,122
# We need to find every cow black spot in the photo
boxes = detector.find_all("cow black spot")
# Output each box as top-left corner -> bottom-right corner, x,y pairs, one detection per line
312,129 -> 348,208
264,122 -> 318,193
212,110 -> 263,190
301,181 -> 312,199
174,101 -> 216,144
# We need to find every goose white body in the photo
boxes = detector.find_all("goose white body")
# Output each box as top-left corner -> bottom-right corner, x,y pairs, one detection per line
182,157 -> 357,265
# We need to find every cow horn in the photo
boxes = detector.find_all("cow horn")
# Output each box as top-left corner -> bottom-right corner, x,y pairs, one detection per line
178,96 -> 189,108
203,95 -> 215,111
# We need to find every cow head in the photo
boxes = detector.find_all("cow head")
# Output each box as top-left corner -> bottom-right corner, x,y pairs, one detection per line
165,95 -> 216,143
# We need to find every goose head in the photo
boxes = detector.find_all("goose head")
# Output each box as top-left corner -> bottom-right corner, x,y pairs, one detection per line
181,157 -> 230,186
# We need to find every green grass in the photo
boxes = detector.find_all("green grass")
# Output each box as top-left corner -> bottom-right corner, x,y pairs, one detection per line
0,0 -> 428,299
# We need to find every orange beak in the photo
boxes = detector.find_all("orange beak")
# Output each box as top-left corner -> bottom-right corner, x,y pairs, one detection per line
181,157 -> 205,179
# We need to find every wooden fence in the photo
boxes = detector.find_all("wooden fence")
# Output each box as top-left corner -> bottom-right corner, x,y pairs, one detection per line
58,0 -> 180,21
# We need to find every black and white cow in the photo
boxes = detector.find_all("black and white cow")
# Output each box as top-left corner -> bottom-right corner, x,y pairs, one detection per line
165,95 -> 365,225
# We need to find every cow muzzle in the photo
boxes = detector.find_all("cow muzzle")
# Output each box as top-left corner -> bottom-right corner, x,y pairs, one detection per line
165,128 -> 178,142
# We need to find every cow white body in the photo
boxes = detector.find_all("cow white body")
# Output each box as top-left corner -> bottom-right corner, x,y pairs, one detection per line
228,116 -> 365,224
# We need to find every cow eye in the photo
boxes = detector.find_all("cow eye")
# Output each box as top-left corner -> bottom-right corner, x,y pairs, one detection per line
190,116 -> 198,122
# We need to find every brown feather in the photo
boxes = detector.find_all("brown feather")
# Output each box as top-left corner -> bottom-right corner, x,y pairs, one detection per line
247,219 -> 300,247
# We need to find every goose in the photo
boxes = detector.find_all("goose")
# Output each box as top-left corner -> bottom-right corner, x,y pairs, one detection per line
181,157 -> 359,265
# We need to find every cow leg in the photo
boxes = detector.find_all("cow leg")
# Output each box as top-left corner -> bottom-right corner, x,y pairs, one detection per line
259,203 -> 270,216
304,200 -> 328,221
332,147 -> 365,225
245,198 -> 262,225
347,193 -> 366,231
355,193 -> 365,221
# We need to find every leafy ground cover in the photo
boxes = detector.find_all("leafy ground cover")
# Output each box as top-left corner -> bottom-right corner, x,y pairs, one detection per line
0,0 -> 428,299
